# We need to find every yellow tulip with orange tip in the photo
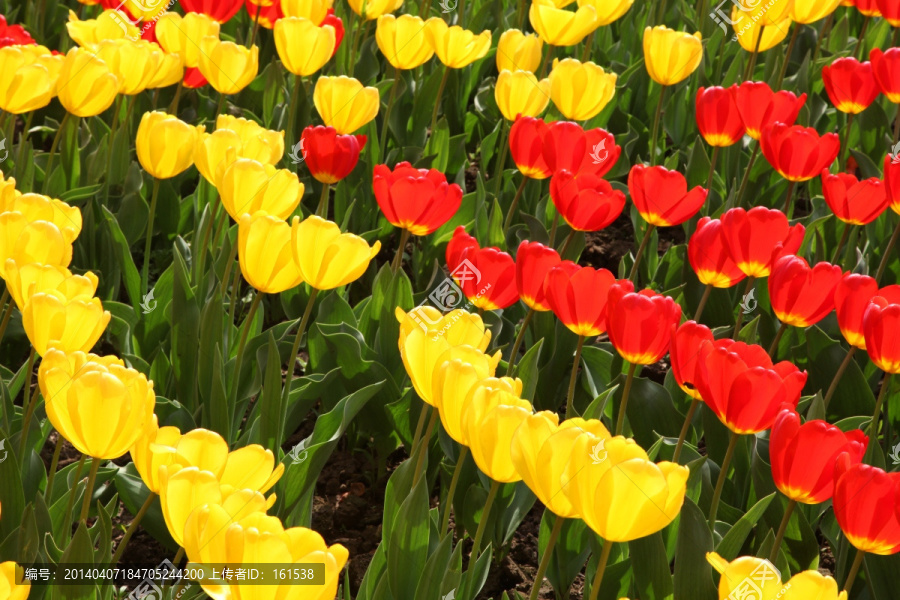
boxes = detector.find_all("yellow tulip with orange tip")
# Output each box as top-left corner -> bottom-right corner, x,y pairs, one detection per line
530,0 -> 599,46
290,215 -> 381,290
0,217 -> 73,281
425,19 -> 492,69
199,37 -> 259,95
216,114 -> 286,164
497,29 -> 542,73
733,6 -> 791,52
219,159 -> 304,221
90,39 -> 167,96
238,212 -> 304,294
432,352 -> 501,444
281,0 -> 334,22
549,58 -> 617,121
0,46 -> 56,114
495,70 -> 550,121
22,290 -> 110,356
706,553 -> 847,600
0,192 -> 82,242
462,381 -> 533,483
66,9 -> 140,46
377,14 -> 434,70
56,47 -> 120,117
38,350 -> 154,459
0,561 -> 30,600
155,12 -> 221,69
136,111 -> 205,180
4,260 -> 98,311
347,0 -> 401,19
314,76 -> 380,134
275,17 -> 336,77
643,26 -> 702,86
577,0 -> 633,26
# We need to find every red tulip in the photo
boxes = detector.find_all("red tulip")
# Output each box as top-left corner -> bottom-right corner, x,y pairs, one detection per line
853,0 -> 883,17
870,48 -> 900,103
180,0 -> 244,23
670,320 -> 714,400
696,86 -> 746,147
373,161 -> 462,235
0,15 -> 35,47
688,217 -> 746,288
322,9 -> 345,58
141,19 -> 158,43
760,123 -> 840,183
878,0 -> 900,24
509,116 -> 551,179
821,171 -> 889,224
882,154 -> 900,214
446,228 -> 518,311
822,58 -> 881,113
607,283 -> 682,365
550,170 -> 626,232
696,339 -> 807,434
863,295 -> 900,373
833,456 -> 900,555
544,263 -> 625,336
769,406 -> 868,504
834,273 -> 900,349
303,126 -> 366,185
719,207 -> 806,278
768,255 -> 843,327
628,164 -> 708,227
516,241 -> 561,312
544,121 -> 621,178
734,82 -> 806,140
184,67 -> 209,89
245,0 -> 283,29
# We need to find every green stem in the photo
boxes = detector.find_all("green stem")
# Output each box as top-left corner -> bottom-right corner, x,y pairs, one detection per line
216,93 -> 227,121
732,277 -> 755,338
768,322 -> 786,358
615,362 -> 637,436
141,178 -> 162,296
503,176 -> 528,231
17,347 -> 38,458
493,120 -> 510,199
673,397 -> 699,464
286,75 -> 303,151
248,0 -> 262,47
708,431 -> 740,529
430,65 -> 450,139
43,112 -> 71,194
284,287 -> 319,388
695,284 -> 712,322
853,17 -> 869,61
529,514 -> 565,600
62,455 -> 86,543
380,67 -> 401,159
841,113 -> 854,170
629,224 -> 656,283
79,457 -> 101,523
193,193 -> 219,284
231,291 -> 264,401
768,498 -> 796,564
392,228 -> 411,273
735,144 -> 759,209
548,213 -> 560,246
565,336 -> 587,419
103,96 -> 122,203
507,307 -> 536,376
782,181 -> 797,217
316,183 -> 331,218
15,112 -> 34,174
411,407 -> 439,488
812,13 -> 834,64
44,433 -> 64,501
410,404 -> 429,459
111,492 -> 157,565
169,80 -> 184,115
776,25 -> 800,89
440,446 -> 468,534
824,347 -> 857,409
649,86 -> 666,166
705,146 -> 720,194
875,218 -> 900,284
559,230 -> 578,258
843,548 -> 865,593
743,25 -> 764,81
470,479 -> 501,562
0,288 -> 13,348
832,222 -> 851,265
581,31 -> 595,63
219,235 -> 240,300
866,373 -> 892,455
587,541 -> 613,600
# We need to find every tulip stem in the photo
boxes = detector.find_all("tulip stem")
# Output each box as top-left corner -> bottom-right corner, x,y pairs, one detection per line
742,25 -> 764,82
565,336 -> 587,419
559,230 -> 578,258
504,177 -> 529,231
440,446 -> 468,534
705,146 -> 720,197
695,284 -> 712,322
529,514 -> 565,600
429,65 -> 450,140
169,80 -> 184,115
284,287 -> 319,396
44,433 -> 63,502
840,114 -> 855,170
775,25 -> 800,89
493,120 -> 511,200
732,277 -> 755,338
507,307 -> 536,376
673,397 -> 699,464
812,13 -> 834,64
615,362 -> 637,436
231,291 -> 264,402
62,455 -> 86,543
649,85 -> 666,166
249,1 -> 262,48
17,347 -> 38,458
824,346 -> 857,409
832,222 -> 852,265
43,112 -> 70,194
286,75 -> 303,152
538,45 -> 555,79
193,193 -> 219,284
782,181 -> 797,217
768,322 -> 786,358
411,407 -> 439,488
380,67 -> 401,160
629,224 -> 656,283
853,17 -> 869,61
768,498 -> 796,564
875,217 -> 900,284
548,213 -> 560,246
708,431 -> 739,529
0,288 -> 13,349
410,404 -> 429,458
391,228 -> 412,273
581,31 -> 595,63
316,183 -> 331,218
866,373 -> 892,455
587,540 -> 613,600
79,457 -> 101,524
735,144 -> 759,209
843,548 -> 865,593
141,178 -> 162,296
15,112 -> 34,174
111,492 -> 157,566
103,96 -> 122,204
470,479 -> 501,563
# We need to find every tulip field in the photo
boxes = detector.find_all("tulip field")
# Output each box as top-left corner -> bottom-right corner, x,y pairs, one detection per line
4,0 -> 900,597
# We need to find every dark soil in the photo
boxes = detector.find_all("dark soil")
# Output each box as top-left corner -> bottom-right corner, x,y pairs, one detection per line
581,213 -> 685,275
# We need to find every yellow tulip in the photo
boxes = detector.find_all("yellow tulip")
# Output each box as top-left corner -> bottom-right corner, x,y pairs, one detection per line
510,415 -> 610,518
23,290 -> 110,356
432,353 -> 500,443
290,215 -> 381,289
313,75 -> 380,134
395,305 -> 492,351
377,14 -> 434,70
182,489 -> 271,566
91,39 -> 165,95
347,0 -> 402,19
455,376 -> 523,448
119,0 -> 168,21
530,0 -> 600,46
156,12 -> 221,69
194,129 -> 243,185
0,46 -> 55,114
758,0 -> 795,25
0,172 -> 18,208
791,0 -> 841,23
0,562 -> 30,600
281,0 -> 334,22
66,9 -> 140,46
425,19 -> 492,69
565,433 -> 688,541
158,466 -> 224,547
462,381 -> 533,482
130,415 -> 183,494
4,260 -> 98,311
275,17 -> 336,76
549,58 -> 617,121
733,7 -> 791,52
706,553 -> 785,600
136,111 -> 204,179
643,26 -> 703,86
198,37 -> 259,95
217,114 -> 285,164
238,212 -> 305,293
219,159 -> 304,220
495,70 -> 551,121
218,444 -> 285,495
577,0 -> 633,26
146,52 -> 185,89
779,571 -> 847,600
56,47 -> 120,117
39,350 -> 155,459
0,216 -> 73,280
1,193 -> 82,242
497,29 -> 542,73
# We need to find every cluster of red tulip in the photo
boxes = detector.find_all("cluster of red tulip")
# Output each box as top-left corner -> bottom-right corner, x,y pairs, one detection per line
0,15 -> 35,47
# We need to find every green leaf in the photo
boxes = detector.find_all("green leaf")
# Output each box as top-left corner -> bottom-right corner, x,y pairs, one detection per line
170,247 -> 200,412
674,498 -> 717,600
102,206 -> 142,311
629,531 -> 674,600
515,338 -> 543,402
543,514 -> 591,598
387,475 -> 431,600
716,492 -> 776,560
256,333 -> 284,452
413,533 -> 454,600
59,523 -> 95,599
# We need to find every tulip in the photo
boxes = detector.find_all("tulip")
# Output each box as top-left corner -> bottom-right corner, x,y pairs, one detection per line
275,17 -> 335,76
180,0 -> 244,23
696,86 -> 745,147
322,9 -> 345,57
130,415 -> 184,494
705,553 -> 787,600
396,305 -> 492,351
544,262 -> 623,337
576,0 -> 633,25
4,260 -> 98,311
530,0 -> 599,46
496,70 -> 551,121
302,125 -> 366,184
734,82 -> 807,140
158,467 -> 232,547
66,9 -> 140,46
22,290 -> 110,356
39,349 -> 154,459
733,6 -> 791,52
854,0 -> 883,17
1,192 -> 82,242
0,562 -> 30,600
834,273 -> 900,349
56,47 -> 119,117
281,0 -> 334,22
291,215 -> 380,290
465,399 -> 534,483
833,455 -> 900,554
314,75 -> 379,134
146,52 -> 185,89
91,39 -> 166,96
216,114 -> 285,165
238,212 -> 304,294
670,321 -> 714,401
199,38 -> 259,95
246,0 -> 285,29
643,26 -> 702,86
688,217 -> 746,289
884,154 -> 900,214
879,0 -> 900,24
822,171 -> 888,224
497,29 -> 542,73
0,172 -> 18,209
346,0 -> 401,19
0,218 -> 73,280
515,241 -> 561,312
446,227 -> 519,311
509,116 -> 552,179
544,121 -> 621,178
193,129 -> 243,186
792,0 -> 843,22
0,46 -> 55,114
547,58 -> 616,122
719,207 -> 805,278
136,111 -> 203,180
761,123 -> 841,184
768,255 -> 843,327
628,164 -> 708,227
822,57 -> 880,113
155,12 -> 221,69
377,14 -> 434,70
550,170 -> 626,232
432,352 -> 503,444
218,158 -> 304,221
373,162 -> 463,236
608,284 -> 681,366
0,14 -> 36,46
870,48 -> 900,103
864,295 -> 900,373
426,19 -> 492,69
184,67 -> 209,89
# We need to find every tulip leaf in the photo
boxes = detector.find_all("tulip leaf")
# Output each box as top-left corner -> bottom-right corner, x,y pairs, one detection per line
0,426 -> 26,544
541,514 -> 592,599
387,474 -> 430,600
59,523 -> 95,598
413,532 -> 454,600
674,498 -> 717,600
715,492 -> 776,560
255,333 -> 284,452
102,206 -> 142,312
630,531 -> 674,600
515,338 -> 543,402
113,464 -> 176,552
357,544 -> 389,600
